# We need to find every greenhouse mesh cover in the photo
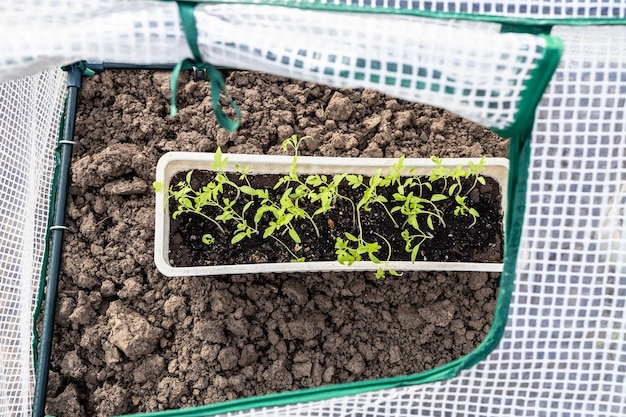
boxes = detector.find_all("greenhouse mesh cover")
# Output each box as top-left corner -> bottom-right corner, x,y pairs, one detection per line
0,0 -> 624,416
0,71 -> 66,415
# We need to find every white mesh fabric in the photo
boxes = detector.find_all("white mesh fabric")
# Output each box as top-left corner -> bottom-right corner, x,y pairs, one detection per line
0,0 -> 623,86
0,70 -> 66,417
0,0 -> 189,83
1,0 -> 558,133
0,1 -> 555,133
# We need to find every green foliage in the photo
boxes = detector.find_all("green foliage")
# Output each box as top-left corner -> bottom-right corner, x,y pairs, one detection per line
156,135 -> 489,278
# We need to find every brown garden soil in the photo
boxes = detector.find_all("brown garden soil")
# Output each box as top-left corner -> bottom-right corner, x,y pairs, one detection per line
168,171 -> 503,268
46,70 -> 509,416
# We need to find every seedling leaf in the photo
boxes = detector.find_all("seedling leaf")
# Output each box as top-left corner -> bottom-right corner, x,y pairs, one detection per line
427,215 -> 434,230
240,185 -> 257,196
369,253 -> 381,264
430,194 -> 447,202
202,234 -> 215,245
288,228 -> 301,244
231,232 -> 247,244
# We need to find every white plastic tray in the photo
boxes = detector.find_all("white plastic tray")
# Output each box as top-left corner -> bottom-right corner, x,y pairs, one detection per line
154,152 -> 509,277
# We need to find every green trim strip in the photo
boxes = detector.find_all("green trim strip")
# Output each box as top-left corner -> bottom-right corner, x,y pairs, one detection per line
170,2 -> 241,131
33,63 -> 86,417
178,2 -> 204,62
161,0 -> 626,26
492,34 -> 562,137
34,66 -> 95,367
121,136 -> 532,417
169,58 -> 242,131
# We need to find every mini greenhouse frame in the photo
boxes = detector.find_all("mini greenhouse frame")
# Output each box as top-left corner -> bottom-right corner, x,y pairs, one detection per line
0,1 -> 624,416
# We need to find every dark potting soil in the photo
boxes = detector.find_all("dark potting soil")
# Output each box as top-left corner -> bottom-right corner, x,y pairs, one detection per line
46,69 -> 509,416
168,171 -> 503,268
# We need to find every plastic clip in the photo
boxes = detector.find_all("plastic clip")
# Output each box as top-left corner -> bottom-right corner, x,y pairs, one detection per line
193,66 -> 208,82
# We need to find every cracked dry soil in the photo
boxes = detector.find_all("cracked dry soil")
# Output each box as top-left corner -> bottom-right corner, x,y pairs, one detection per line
46,70 -> 509,416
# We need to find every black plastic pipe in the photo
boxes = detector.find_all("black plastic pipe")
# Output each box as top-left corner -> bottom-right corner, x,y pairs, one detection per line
84,61 -> 234,80
88,62 -> 178,71
87,61 -> 232,71
32,63 -> 82,417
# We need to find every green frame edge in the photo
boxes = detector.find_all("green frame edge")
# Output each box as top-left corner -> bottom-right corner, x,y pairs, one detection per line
32,96 -> 68,370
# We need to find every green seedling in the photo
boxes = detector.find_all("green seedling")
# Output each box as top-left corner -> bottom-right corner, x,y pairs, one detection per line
401,229 -> 434,263
306,173 -> 356,227
454,195 -> 480,227
373,233 -> 402,279
429,156 -> 449,190
391,189 -> 447,231
346,170 -> 399,228
467,157 -> 487,193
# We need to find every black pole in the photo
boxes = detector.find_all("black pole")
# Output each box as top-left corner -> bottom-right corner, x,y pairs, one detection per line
32,63 -> 82,417
101,62 -> 178,71
83,61 -> 234,74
